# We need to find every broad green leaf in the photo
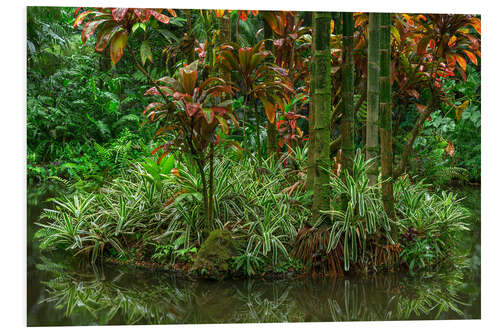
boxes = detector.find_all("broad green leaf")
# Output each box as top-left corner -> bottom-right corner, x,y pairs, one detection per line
140,41 -> 153,65
110,30 -> 129,64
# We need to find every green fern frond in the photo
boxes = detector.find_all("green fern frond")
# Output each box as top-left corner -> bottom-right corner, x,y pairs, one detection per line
47,175 -> 71,187
94,142 -> 112,161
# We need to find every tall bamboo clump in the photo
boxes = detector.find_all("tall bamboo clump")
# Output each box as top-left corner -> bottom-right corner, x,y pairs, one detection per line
311,12 -> 332,223
379,13 -> 395,219
366,13 -> 381,185
340,13 -> 355,181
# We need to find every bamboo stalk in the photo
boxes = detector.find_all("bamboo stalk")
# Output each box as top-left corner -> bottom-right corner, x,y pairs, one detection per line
341,12 -> 355,178
366,13 -> 381,185
311,12 -> 332,223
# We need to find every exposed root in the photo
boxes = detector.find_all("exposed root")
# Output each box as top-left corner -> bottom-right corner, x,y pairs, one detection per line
292,227 -> 344,276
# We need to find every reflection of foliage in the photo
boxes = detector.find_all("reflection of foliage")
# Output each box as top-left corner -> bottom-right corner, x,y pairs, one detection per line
395,270 -> 469,319
233,280 -> 297,322
36,256 -> 474,325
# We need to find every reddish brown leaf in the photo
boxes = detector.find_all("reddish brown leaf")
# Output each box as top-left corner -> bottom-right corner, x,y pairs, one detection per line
81,19 -> 107,45
238,11 -> 248,21
470,17 -> 481,34
448,35 -> 457,48
112,8 -> 129,21
73,10 -> 92,27
402,14 -> 414,26
143,102 -> 164,114
153,127 -> 170,138
455,55 -> 467,72
445,141 -> 455,157
261,98 -> 276,123
446,54 -> 456,69
150,10 -> 171,24
186,103 -> 201,117
95,25 -> 121,52
133,8 -> 152,22
463,50 -> 478,65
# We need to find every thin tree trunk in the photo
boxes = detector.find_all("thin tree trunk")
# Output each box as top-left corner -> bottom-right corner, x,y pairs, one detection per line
341,12 -> 355,178
235,16 -> 239,43
311,12 -> 332,223
393,103 -> 404,140
255,99 -> 262,166
366,13 -> 381,186
221,11 -> 231,45
242,94 -> 249,156
305,14 -> 317,190
333,12 -> 342,35
379,13 -> 394,219
264,16 -> 279,160
219,11 -> 232,99
393,95 -> 437,178
208,144 -> 215,229
186,9 -> 192,31
185,9 -> 194,63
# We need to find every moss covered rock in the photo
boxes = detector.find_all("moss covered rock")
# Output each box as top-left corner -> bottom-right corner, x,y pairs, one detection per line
192,229 -> 237,280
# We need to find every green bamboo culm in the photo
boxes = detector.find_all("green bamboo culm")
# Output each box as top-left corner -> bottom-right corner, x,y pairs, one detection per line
379,13 -> 395,219
340,12 -> 355,206
311,11 -> 332,223
366,13 -> 381,186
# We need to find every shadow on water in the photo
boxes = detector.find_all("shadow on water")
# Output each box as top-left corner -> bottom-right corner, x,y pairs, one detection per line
27,185 -> 481,326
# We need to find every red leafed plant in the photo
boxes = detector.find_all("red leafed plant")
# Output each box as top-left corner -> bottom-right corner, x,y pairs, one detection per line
143,60 -> 239,230
213,9 -> 258,21
144,60 -> 238,156
391,13 -> 481,177
276,97 -> 308,150
216,40 -> 292,161
73,7 -> 177,64
261,11 -> 309,72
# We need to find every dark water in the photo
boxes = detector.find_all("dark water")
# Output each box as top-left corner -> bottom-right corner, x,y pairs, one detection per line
27,186 -> 481,326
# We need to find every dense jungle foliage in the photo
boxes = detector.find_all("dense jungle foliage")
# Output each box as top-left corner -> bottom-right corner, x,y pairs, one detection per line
29,7 -> 480,278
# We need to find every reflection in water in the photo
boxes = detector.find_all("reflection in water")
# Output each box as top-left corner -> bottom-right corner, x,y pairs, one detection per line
29,256 -> 478,325
27,185 -> 480,326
